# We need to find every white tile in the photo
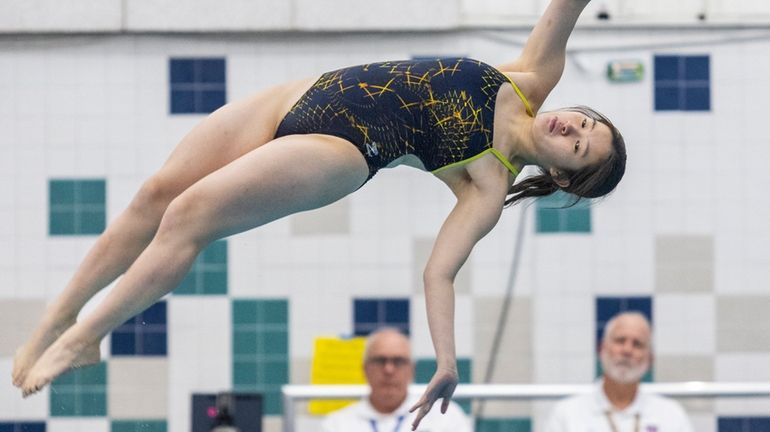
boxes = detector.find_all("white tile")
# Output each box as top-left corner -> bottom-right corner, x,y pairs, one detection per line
715,353 -> 770,381
47,418 -> 110,432
654,294 -> 715,355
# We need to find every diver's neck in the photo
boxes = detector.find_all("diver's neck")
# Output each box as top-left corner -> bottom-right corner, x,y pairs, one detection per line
503,114 -> 539,168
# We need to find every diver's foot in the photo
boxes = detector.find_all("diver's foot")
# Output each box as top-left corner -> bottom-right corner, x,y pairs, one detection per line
21,335 -> 100,398
12,317 -> 76,388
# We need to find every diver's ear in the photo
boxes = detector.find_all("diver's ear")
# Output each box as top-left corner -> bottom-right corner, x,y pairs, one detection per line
549,167 -> 571,188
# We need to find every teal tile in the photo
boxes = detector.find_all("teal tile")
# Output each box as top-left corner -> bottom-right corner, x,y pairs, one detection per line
261,360 -> 288,385
53,368 -> 78,386
233,301 -> 259,324
203,241 -> 227,263
263,389 -> 282,415
258,300 -> 288,325
50,181 -> 75,205
80,391 -> 107,416
414,358 -> 471,383
536,209 -> 560,233
79,209 -> 106,234
50,210 -> 76,235
78,362 -> 108,385
203,271 -> 227,295
233,330 -> 258,355
258,330 -> 288,355
50,389 -> 78,416
476,418 -> 531,432
565,209 -> 591,232
175,272 -> 198,295
112,420 -> 167,432
78,180 -> 106,204
233,361 -> 258,386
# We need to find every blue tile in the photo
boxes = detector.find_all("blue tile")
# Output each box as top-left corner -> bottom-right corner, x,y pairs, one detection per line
684,55 -> 710,80
170,59 -> 196,83
718,418 -> 745,432
111,331 -> 137,355
354,300 -> 379,324
0,424 -> 46,432
141,332 -> 167,356
684,86 -> 710,111
654,55 -> 680,81
655,85 -> 680,111
749,418 -> 770,432
201,90 -> 226,113
199,59 -> 226,83
596,298 -> 622,323
385,300 -> 409,325
171,90 -> 196,114
142,303 -> 167,325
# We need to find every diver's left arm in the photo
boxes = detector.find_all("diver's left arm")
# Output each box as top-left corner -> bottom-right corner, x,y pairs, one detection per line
498,0 -> 591,95
410,162 -> 508,430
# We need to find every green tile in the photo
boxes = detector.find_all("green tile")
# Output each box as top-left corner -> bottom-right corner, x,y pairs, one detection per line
203,271 -> 227,295
112,420 -> 167,432
78,180 -> 106,204
233,361 -> 258,386
258,300 -> 288,325
476,418 -> 532,432
50,181 -> 75,205
79,209 -> 106,234
259,330 -> 288,355
233,301 -> 259,324
50,210 -> 76,235
233,330 -> 258,355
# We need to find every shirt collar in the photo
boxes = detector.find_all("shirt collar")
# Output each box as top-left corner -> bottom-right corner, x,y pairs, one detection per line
357,395 -> 412,420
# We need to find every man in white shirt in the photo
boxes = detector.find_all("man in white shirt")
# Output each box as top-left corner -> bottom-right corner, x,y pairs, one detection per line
322,327 -> 472,432
544,311 -> 693,432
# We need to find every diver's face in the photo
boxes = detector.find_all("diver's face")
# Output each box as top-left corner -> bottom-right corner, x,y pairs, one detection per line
532,110 -> 614,173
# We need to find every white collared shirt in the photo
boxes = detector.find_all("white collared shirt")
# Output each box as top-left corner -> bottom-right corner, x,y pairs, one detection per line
543,380 -> 693,432
321,395 -> 472,432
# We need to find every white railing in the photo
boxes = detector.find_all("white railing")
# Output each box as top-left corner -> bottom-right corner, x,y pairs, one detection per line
281,382 -> 770,432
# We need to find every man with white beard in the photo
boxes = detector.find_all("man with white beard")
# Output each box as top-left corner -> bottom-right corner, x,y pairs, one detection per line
543,311 -> 693,432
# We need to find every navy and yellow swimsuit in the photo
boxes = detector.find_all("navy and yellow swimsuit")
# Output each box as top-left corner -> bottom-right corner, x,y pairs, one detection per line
274,57 -> 534,181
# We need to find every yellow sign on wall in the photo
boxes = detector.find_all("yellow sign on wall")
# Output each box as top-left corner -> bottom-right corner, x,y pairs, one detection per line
308,336 -> 367,415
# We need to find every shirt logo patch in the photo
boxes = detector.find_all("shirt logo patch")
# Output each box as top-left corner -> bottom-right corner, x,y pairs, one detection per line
365,141 -> 379,157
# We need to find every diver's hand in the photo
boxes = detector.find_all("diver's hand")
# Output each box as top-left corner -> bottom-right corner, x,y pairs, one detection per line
408,367 -> 459,430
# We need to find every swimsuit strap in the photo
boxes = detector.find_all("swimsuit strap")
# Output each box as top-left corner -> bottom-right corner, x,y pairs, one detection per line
501,74 -> 535,117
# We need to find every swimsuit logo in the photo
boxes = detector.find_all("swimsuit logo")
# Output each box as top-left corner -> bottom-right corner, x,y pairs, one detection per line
365,141 -> 379,157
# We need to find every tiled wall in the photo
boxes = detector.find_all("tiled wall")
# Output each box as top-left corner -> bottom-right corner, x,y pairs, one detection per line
1,26 -> 769,432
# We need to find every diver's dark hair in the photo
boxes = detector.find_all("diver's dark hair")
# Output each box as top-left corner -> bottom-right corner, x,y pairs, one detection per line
505,105 -> 627,207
